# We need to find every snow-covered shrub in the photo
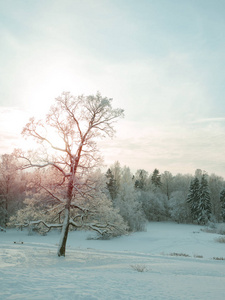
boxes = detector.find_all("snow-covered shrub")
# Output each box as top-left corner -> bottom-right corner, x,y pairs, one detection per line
130,264 -> 148,272
206,223 -> 225,235
169,252 -> 190,257
215,237 -> 225,243
213,256 -> 225,260
206,218 -> 217,229
217,223 -> 225,235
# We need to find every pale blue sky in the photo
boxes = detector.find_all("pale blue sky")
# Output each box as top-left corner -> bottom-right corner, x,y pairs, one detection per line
1,0 -> 225,177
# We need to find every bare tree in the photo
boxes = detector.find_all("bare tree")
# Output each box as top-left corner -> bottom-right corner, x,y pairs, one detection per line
17,92 -> 124,256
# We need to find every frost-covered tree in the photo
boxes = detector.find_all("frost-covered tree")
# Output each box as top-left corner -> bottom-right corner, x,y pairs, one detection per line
169,191 -> 191,223
220,189 -> 225,222
16,92 -> 124,256
0,154 -> 16,227
151,168 -> 161,189
0,154 -> 26,227
138,191 -> 168,221
208,174 -> 225,222
198,174 -> 211,224
172,173 -> 192,196
161,171 -> 174,200
110,161 -> 121,191
134,169 -> 148,190
115,166 -> 146,231
105,168 -> 118,202
187,177 -> 200,222
195,169 -> 203,181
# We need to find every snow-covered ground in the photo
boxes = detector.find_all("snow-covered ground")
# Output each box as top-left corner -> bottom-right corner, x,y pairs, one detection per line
1,222 -> 225,300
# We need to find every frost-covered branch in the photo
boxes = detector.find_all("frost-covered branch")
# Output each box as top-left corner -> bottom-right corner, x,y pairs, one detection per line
39,184 -> 64,204
16,220 -> 63,233
17,153 -> 69,177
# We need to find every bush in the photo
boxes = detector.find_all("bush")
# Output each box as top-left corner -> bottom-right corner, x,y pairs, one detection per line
169,252 -> 190,257
130,264 -> 148,272
202,223 -> 225,235
217,224 -> 225,235
194,254 -> 203,258
215,236 -> 225,243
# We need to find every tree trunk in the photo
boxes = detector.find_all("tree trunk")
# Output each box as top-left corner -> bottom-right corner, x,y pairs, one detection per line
57,177 -> 73,257
57,208 -> 70,256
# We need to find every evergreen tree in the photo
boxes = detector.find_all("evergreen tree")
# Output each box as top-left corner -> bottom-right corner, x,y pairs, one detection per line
208,174 -> 224,222
220,189 -> 225,222
134,169 -> 148,190
151,169 -> 161,189
187,177 -> 200,222
198,174 -> 211,224
106,168 -> 117,201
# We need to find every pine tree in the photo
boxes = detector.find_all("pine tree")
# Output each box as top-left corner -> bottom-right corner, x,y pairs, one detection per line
198,174 -> 211,224
220,189 -> 225,222
187,177 -> 200,222
151,169 -> 161,189
134,169 -> 148,190
106,168 -> 118,201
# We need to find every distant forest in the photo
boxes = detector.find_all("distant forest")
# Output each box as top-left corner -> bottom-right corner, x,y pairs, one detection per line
1,154 -> 225,235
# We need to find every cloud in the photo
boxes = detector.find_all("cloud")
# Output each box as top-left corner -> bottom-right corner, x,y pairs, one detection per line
191,118 -> 225,124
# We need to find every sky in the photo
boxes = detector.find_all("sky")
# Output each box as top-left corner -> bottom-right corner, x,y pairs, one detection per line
1,0 -> 225,177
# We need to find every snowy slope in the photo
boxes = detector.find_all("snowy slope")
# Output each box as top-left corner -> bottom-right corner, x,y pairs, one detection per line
1,222 -> 225,300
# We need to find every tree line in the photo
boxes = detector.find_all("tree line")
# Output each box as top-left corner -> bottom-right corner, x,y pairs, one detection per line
1,156 -> 225,234
105,164 -> 225,226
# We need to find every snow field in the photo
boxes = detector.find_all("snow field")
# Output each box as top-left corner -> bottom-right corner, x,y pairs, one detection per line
1,222 -> 225,300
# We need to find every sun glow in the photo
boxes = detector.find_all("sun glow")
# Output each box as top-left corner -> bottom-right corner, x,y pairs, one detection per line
16,50 -> 98,119
1,56 -> 99,154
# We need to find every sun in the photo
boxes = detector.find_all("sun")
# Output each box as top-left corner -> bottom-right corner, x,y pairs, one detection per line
18,53 -> 97,120
2,53 -> 98,155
